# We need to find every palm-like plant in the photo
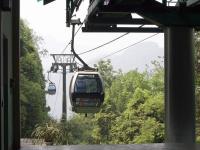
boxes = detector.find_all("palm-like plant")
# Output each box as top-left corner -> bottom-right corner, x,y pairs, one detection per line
31,121 -> 60,145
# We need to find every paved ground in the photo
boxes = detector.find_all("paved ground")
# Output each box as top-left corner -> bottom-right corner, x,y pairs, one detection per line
21,143 -> 200,150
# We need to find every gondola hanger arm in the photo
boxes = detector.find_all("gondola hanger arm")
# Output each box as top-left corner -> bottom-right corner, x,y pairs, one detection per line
71,19 -> 96,71
47,71 -> 52,83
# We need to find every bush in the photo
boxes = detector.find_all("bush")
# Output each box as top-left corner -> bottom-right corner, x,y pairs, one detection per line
31,121 -> 60,145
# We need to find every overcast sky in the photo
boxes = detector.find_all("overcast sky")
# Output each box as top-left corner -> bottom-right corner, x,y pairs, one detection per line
20,0 -> 164,119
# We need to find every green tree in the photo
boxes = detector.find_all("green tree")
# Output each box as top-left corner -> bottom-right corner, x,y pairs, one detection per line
20,20 -> 49,137
91,60 -> 164,144
92,110 -> 116,144
28,58 -> 166,145
94,59 -> 121,88
110,69 -> 164,144
107,70 -> 150,113
31,121 -> 60,144
69,116 -> 95,144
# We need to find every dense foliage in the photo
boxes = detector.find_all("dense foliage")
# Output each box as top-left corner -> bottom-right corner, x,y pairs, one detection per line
32,58 -> 200,145
195,32 -> 200,142
32,59 -> 165,144
91,60 -> 164,144
20,20 -> 49,137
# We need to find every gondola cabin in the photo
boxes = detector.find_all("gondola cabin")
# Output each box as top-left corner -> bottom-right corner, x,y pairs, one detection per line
48,82 -> 56,95
69,71 -> 104,113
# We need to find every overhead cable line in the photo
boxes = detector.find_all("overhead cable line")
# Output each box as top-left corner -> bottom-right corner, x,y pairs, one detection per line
102,33 -> 160,59
78,25 -> 145,55
78,32 -> 129,55
61,23 -> 83,54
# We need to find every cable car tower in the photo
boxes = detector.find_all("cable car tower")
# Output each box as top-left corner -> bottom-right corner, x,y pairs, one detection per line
50,54 -> 76,121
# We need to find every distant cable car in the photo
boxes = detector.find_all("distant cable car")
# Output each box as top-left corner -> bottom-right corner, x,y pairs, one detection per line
48,82 -> 56,95
69,71 -> 104,113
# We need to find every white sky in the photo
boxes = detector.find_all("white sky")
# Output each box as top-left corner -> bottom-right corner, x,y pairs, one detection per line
20,0 -> 164,120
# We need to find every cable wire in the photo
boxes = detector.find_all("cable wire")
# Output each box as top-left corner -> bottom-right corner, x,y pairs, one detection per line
78,25 -> 145,56
61,23 -> 84,54
102,33 -> 159,59
78,32 -> 129,55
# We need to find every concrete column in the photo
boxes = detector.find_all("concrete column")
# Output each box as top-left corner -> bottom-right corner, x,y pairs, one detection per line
12,0 -> 20,149
165,27 -> 195,143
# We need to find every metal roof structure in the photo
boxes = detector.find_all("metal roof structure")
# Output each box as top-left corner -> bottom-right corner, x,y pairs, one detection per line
81,0 -> 200,32
43,0 -> 200,32
43,0 -> 198,32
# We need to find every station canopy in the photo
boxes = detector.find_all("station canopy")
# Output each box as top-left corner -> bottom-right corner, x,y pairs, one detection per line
82,0 -> 200,32
43,0 -> 200,32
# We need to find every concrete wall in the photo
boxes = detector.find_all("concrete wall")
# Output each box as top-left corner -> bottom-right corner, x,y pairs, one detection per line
0,0 -> 20,150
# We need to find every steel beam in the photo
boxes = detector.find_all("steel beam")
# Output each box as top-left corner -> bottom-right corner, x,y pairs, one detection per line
97,6 -> 200,26
139,11 -> 200,27
86,18 -> 153,25
44,0 -> 55,5
86,0 -> 200,27
82,26 -> 163,32
187,0 -> 200,6
87,0 -> 166,18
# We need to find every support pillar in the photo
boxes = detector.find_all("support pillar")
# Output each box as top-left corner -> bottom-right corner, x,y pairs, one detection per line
12,0 -> 20,149
165,27 -> 195,143
62,65 -> 67,121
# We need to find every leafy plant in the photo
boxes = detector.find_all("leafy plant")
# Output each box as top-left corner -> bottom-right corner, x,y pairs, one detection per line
20,19 -> 49,137
197,136 -> 200,143
31,122 -> 60,144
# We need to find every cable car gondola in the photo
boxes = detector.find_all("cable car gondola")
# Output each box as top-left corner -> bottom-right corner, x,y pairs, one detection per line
47,70 -> 56,95
69,21 -> 105,113
69,71 -> 104,113
48,82 -> 56,95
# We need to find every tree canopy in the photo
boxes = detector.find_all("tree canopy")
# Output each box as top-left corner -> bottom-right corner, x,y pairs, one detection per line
20,20 -> 49,137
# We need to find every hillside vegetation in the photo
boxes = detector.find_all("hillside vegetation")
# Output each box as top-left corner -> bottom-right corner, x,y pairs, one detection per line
20,20 -> 49,137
